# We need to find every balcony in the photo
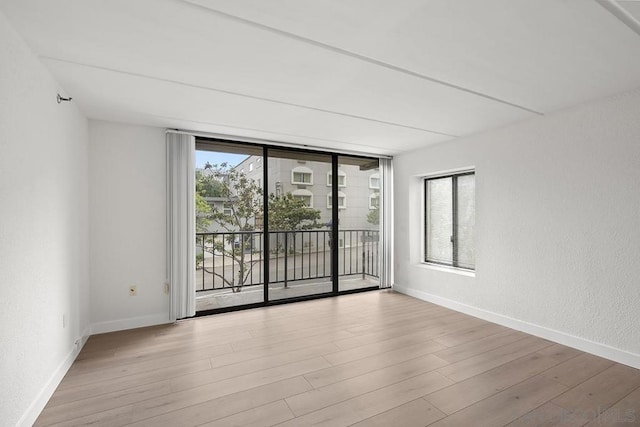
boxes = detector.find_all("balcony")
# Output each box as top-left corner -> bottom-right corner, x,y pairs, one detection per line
196,229 -> 379,311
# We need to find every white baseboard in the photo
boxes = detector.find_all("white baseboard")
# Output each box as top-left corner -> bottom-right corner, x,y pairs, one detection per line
17,327 -> 91,427
393,283 -> 640,370
90,312 -> 172,335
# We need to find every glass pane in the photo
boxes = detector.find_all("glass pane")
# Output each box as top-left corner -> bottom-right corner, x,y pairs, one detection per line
426,177 -> 453,264
327,173 -> 346,187
293,172 -> 311,183
456,174 -> 475,269
194,141 -> 264,312
268,148 -> 333,300
338,156 -> 380,292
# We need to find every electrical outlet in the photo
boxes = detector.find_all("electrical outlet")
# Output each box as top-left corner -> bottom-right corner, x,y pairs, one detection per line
164,282 -> 170,294
129,285 -> 137,296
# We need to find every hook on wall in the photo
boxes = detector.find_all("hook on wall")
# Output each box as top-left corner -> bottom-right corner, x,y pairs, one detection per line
57,93 -> 72,104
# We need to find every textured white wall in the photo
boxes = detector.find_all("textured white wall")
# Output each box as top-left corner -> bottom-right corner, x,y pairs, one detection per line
394,89 -> 640,365
89,120 -> 169,332
0,11 -> 89,427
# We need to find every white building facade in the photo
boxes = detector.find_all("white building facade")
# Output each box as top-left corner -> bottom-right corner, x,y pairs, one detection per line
235,154 -> 379,231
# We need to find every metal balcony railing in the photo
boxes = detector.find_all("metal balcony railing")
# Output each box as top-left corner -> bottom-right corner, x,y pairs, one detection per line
195,229 -> 379,292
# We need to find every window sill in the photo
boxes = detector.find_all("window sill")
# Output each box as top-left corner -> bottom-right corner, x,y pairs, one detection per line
417,262 -> 476,277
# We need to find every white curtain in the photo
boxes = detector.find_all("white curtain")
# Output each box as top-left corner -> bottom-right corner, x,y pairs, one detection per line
166,132 -> 196,320
379,158 -> 394,288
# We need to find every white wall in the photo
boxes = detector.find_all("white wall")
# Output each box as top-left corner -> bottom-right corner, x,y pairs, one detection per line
393,88 -> 640,368
0,11 -> 89,427
89,120 -> 169,333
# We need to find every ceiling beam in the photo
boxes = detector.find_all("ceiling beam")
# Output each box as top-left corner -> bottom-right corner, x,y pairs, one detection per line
179,0 -> 543,116
595,0 -> 640,37
42,55 -> 457,138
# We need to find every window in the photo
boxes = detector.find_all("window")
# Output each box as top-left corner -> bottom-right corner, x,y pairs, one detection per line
293,171 -> 312,184
292,189 -> 313,208
424,171 -> 475,270
327,170 -> 346,187
369,192 -> 380,209
291,166 -> 313,185
223,202 -> 233,216
327,191 -> 346,209
369,173 -> 380,189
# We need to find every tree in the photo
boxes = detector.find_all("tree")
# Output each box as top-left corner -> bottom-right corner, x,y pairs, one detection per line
200,163 -> 263,293
195,163 -> 226,232
268,193 -> 322,231
366,205 -> 379,226
196,193 -> 212,232
367,192 -> 380,226
268,193 -> 323,255
198,163 -> 326,292
196,165 -> 225,197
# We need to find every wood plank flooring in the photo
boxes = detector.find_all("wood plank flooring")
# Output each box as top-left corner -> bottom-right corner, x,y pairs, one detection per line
36,290 -> 640,426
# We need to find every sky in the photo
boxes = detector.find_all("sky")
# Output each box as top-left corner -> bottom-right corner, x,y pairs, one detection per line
195,151 -> 248,169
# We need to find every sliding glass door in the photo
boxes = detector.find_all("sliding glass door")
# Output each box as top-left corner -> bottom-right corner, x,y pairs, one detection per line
194,141 -> 264,311
267,148 -> 334,301
194,138 -> 384,314
337,156 -> 381,292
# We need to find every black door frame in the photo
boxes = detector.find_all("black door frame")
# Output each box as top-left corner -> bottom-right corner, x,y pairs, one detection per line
195,137 -> 379,317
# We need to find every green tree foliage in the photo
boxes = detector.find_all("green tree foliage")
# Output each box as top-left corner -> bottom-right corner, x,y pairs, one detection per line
367,205 -> 379,226
268,193 -> 323,256
268,193 -> 322,231
367,192 -> 380,226
196,165 -> 225,197
206,163 -> 263,233
195,162 -> 226,232
195,193 -> 212,232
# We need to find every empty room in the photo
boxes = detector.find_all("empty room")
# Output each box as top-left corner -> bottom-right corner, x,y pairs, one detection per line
1,0 -> 640,426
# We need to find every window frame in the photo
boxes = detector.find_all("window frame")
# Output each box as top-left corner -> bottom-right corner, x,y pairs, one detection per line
291,166 -> 313,185
368,192 -> 380,210
222,201 -> 233,216
369,173 -> 380,189
327,191 -> 346,209
423,170 -> 475,270
327,170 -> 346,187
292,189 -> 314,208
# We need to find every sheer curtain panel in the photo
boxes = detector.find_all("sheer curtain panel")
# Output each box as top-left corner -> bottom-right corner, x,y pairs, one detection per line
166,132 -> 196,320
379,158 -> 393,288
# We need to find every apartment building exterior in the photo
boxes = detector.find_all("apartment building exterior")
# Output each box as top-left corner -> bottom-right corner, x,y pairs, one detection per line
234,155 -> 380,231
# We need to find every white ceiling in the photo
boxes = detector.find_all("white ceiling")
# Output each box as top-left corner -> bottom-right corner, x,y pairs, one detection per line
618,0 -> 640,21
2,0 -> 640,156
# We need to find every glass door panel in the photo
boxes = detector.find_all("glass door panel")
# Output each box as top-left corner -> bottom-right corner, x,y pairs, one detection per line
194,141 -> 264,312
337,156 -> 381,292
267,148 -> 333,301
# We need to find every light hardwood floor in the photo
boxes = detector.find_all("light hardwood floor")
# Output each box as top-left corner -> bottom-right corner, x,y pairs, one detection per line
36,290 -> 640,426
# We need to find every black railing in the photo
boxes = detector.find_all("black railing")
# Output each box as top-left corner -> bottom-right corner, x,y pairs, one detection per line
195,229 -> 379,292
